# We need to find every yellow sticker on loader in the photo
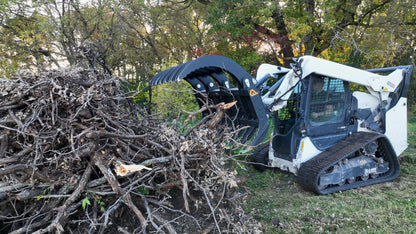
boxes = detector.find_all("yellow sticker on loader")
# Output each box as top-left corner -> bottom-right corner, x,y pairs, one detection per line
250,89 -> 258,96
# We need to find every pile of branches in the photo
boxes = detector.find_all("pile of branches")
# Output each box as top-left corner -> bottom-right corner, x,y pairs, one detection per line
0,68 -> 257,233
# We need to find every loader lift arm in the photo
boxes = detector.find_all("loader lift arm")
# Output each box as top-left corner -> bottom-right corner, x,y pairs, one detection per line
149,55 -> 269,146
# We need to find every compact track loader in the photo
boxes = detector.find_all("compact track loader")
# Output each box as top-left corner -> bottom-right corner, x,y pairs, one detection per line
149,55 -> 413,194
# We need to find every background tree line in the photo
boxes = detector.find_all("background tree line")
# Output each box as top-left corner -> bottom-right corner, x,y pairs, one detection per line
1,0 -> 415,108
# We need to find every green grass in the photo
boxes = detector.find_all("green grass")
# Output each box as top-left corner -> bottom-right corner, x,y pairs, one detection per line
239,118 -> 416,233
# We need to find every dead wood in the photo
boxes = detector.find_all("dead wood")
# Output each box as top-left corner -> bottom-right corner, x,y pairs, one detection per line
207,101 -> 237,129
93,154 -> 147,227
0,67 -> 258,233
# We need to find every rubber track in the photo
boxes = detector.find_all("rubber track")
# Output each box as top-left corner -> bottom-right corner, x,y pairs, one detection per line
297,132 -> 400,195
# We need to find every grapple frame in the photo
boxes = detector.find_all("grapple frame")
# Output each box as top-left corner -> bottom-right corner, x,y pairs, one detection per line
149,55 -> 269,146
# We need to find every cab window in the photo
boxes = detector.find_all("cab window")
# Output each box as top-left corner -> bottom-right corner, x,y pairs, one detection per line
275,82 -> 302,134
309,76 -> 345,123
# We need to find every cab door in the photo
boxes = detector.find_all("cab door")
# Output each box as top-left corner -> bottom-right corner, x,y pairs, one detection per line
271,81 -> 304,161
305,75 -> 354,150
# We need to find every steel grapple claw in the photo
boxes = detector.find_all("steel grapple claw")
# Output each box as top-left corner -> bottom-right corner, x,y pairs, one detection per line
149,55 -> 269,146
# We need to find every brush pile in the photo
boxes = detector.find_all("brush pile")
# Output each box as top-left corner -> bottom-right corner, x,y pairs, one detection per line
0,68 -> 256,233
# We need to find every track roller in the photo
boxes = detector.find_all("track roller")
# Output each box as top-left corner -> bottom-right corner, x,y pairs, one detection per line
298,132 -> 400,195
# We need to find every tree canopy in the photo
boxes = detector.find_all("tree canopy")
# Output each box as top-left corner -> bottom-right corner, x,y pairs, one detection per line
1,0 -> 415,102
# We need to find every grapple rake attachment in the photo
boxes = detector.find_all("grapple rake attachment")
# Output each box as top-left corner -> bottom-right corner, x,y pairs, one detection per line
149,55 -> 269,146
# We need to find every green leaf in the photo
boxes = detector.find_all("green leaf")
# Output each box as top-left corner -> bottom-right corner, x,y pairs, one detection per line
82,197 -> 91,211
138,187 -> 150,195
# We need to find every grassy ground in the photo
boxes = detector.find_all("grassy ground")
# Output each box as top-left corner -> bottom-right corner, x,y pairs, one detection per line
239,117 -> 416,233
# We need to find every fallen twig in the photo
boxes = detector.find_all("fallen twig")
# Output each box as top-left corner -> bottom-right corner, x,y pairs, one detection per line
32,164 -> 92,234
93,155 -> 147,227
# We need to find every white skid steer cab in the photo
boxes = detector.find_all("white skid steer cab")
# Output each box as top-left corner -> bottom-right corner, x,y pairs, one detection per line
149,55 -> 413,194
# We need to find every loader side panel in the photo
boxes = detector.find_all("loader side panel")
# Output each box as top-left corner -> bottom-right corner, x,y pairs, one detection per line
385,97 -> 408,155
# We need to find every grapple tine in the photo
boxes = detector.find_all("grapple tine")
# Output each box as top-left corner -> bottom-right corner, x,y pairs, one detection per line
242,126 -> 257,143
149,55 -> 269,146
150,63 -> 184,85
